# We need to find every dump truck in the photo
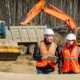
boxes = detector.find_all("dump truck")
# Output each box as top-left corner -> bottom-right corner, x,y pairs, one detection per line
0,21 -> 47,57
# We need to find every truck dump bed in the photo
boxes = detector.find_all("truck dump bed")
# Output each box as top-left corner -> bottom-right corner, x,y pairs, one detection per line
5,26 -> 46,43
0,26 -> 46,54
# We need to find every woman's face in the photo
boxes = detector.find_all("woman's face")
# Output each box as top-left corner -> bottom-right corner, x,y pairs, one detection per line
67,40 -> 75,45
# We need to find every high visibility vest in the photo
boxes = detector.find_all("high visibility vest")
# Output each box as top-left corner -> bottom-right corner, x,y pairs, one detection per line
61,45 -> 80,73
36,41 -> 57,68
39,41 -> 57,56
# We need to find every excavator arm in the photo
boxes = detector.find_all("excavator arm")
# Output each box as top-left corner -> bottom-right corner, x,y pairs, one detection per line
44,4 -> 77,31
20,0 -> 77,32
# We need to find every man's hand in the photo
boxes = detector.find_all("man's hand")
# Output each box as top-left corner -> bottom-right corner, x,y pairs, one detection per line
47,56 -> 57,61
42,55 -> 57,62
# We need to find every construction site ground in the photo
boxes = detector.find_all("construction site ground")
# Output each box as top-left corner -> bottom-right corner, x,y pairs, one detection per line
0,55 -> 36,74
0,55 -> 79,80
0,72 -> 79,80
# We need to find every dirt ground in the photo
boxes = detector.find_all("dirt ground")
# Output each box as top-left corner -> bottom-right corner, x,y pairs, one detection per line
0,61 -> 36,74
0,58 -> 79,80
0,54 -> 79,80
0,55 -> 36,74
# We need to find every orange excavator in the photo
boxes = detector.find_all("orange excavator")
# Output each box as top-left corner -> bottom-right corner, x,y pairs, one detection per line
20,0 -> 77,32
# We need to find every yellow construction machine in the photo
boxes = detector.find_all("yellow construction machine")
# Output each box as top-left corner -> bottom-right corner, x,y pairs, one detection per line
0,21 -> 21,54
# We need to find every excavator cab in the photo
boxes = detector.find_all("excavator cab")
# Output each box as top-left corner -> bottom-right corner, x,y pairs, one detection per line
0,21 -> 6,38
0,20 -> 21,54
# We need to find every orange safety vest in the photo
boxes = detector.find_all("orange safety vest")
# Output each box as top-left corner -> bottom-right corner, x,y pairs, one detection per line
61,45 -> 80,73
36,41 -> 57,69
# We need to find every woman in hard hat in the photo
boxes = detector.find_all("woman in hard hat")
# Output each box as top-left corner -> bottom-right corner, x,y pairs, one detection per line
34,28 -> 57,74
60,33 -> 80,73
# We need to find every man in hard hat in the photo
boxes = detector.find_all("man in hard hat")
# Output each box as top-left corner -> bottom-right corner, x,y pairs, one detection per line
34,28 -> 57,74
60,33 -> 80,73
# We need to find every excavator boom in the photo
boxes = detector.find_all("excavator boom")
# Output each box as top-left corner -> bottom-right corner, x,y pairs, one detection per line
44,5 -> 77,31
20,0 -> 77,32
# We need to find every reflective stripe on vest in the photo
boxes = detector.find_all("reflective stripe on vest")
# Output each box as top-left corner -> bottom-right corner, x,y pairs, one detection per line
64,58 -> 78,60
63,46 -> 79,60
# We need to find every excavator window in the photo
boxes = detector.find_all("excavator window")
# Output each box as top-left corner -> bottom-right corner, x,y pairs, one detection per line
0,21 -> 6,38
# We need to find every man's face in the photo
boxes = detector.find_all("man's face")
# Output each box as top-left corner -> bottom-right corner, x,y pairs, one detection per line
44,35 -> 54,44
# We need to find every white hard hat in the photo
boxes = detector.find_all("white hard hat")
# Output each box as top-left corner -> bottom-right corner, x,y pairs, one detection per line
66,33 -> 76,40
44,28 -> 54,35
